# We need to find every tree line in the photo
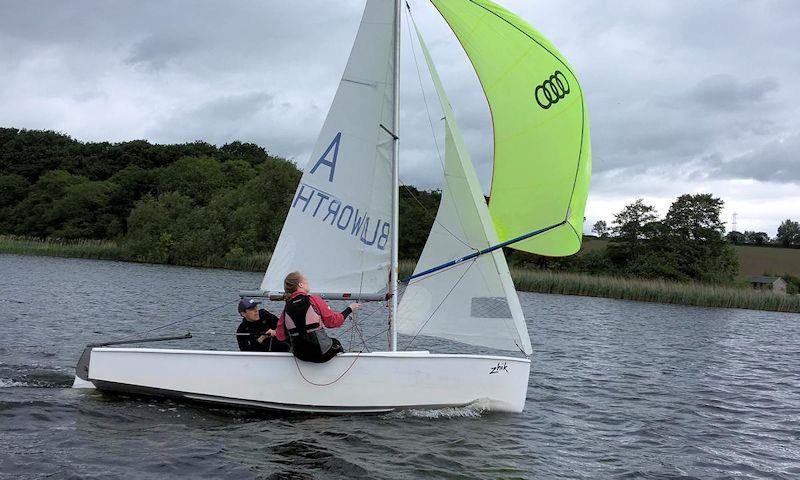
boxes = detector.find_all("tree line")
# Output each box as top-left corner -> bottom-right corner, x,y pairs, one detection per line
723,220 -> 800,248
4,127 -> 793,286
596,216 -> 800,249
0,128 -> 439,264
510,194 -> 740,283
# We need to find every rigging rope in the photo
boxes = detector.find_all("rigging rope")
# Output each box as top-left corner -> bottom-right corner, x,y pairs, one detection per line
399,5 -> 476,251
293,353 -> 362,387
111,299 -> 237,343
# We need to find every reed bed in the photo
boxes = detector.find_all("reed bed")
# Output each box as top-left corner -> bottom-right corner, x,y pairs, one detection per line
3,236 -> 798,313
512,269 -> 800,313
0,235 -> 124,261
184,253 -> 272,272
397,259 -> 800,313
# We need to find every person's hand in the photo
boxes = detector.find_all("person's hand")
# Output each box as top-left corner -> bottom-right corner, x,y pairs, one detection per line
257,330 -> 275,343
348,302 -> 362,312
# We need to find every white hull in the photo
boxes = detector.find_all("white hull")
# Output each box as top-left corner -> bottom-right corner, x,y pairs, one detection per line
76,348 -> 530,413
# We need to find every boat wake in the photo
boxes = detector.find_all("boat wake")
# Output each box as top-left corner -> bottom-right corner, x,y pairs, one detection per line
0,365 -> 74,388
383,400 -> 490,419
0,378 -> 28,388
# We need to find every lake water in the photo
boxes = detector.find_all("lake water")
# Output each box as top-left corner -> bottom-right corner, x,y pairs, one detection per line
1,253 -> 798,479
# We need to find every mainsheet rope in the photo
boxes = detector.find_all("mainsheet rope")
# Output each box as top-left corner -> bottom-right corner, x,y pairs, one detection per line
114,299 -> 237,343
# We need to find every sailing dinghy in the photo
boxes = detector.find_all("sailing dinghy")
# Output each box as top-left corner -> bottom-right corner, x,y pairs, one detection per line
73,0 -> 591,414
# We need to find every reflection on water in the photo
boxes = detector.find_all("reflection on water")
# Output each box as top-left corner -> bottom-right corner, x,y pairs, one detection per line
1,253 -> 799,479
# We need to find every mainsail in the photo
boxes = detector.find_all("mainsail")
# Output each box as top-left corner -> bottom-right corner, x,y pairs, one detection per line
431,0 -> 591,256
262,0 -> 397,293
397,18 -> 532,355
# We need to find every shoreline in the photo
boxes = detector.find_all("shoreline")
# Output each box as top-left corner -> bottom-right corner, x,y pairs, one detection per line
2,235 -> 798,314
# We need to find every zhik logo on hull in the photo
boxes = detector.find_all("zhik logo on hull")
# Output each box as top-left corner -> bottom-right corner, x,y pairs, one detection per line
534,71 -> 570,110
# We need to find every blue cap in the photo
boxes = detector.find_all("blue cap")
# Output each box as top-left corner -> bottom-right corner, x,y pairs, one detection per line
238,297 -> 261,313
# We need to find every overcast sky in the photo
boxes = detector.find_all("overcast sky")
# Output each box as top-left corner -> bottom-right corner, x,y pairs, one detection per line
1,0 -> 798,235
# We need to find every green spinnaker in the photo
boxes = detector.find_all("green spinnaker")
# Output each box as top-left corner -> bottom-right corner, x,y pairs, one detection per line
431,0 -> 591,256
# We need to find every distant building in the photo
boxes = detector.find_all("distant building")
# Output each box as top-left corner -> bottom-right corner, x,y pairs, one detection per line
748,276 -> 787,294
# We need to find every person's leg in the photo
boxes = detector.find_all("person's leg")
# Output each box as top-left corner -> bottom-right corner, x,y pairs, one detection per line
317,338 -> 343,363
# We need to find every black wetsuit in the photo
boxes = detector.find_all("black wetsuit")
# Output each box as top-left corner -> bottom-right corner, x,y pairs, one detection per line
236,309 -> 290,352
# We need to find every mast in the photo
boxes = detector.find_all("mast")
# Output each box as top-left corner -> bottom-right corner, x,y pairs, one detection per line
389,0 -> 401,351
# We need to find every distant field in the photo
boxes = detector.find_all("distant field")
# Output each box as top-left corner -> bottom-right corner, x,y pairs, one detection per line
734,245 -> 800,278
580,238 -> 800,278
580,237 -> 610,254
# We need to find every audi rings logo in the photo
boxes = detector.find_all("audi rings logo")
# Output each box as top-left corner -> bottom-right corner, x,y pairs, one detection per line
534,71 -> 570,110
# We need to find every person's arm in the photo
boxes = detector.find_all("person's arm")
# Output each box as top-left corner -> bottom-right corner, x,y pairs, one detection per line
309,295 -> 345,328
254,310 -> 277,343
309,296 -> 360,328
260,309 -> 280,329
275,311 -> 287,341
236,323 -> 253,351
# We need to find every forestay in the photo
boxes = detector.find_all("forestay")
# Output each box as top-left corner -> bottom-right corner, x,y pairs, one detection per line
262,0 -> 396,294
431,0 -> 591,257
397,20 -> 532,356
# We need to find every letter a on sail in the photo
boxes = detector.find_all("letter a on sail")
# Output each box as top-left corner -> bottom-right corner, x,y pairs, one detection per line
309,132 -> 342,182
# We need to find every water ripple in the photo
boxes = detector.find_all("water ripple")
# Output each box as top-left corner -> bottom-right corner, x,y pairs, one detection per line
0,254 -> 799,479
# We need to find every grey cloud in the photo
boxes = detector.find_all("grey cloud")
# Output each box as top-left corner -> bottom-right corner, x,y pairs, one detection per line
712,133 -> 800,184
152,92 -> 275,144
195,92 -> 274,121
124,34 -> 203,71
686,74 -> 779,112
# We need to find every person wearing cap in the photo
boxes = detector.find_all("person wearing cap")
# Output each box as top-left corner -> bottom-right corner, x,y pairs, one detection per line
236,298 -> 290,352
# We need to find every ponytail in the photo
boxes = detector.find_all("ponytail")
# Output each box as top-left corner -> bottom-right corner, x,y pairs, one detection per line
283,271 -> 304,301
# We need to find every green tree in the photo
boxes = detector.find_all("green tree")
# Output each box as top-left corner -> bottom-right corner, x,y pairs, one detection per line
124,192 -> 196,263
170,207 -> 227,263
158,156 -> 225,204
6,170 -> 85,237
591,220 -> 609,238
51,180 -> 122,239
107,165 -> 159,232
607,199 -> 659,266
220,141 -> 271,165
776,219 -> 800,247
0,174 -> 32,231
0,173 -> 30,208
743,231 -> 770,245
221,159 -> 256,188
725,230 -> 745,244
0,128 -> 77,181
659,193 -> 738,282
399,186 -> 440,260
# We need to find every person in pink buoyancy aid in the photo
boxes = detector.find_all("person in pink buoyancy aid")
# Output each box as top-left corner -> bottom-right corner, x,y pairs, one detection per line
275,271 -> 361,363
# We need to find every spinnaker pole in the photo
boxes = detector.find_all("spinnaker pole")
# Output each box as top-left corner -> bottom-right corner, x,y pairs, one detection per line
388,0 -> 401,351
402,220 -> 567,283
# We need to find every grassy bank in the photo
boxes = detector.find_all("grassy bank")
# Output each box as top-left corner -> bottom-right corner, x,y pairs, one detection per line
512,269 -> 800,313
0,235 -> 271,271
402,259 -> 800,313
3,236 -> 799,313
